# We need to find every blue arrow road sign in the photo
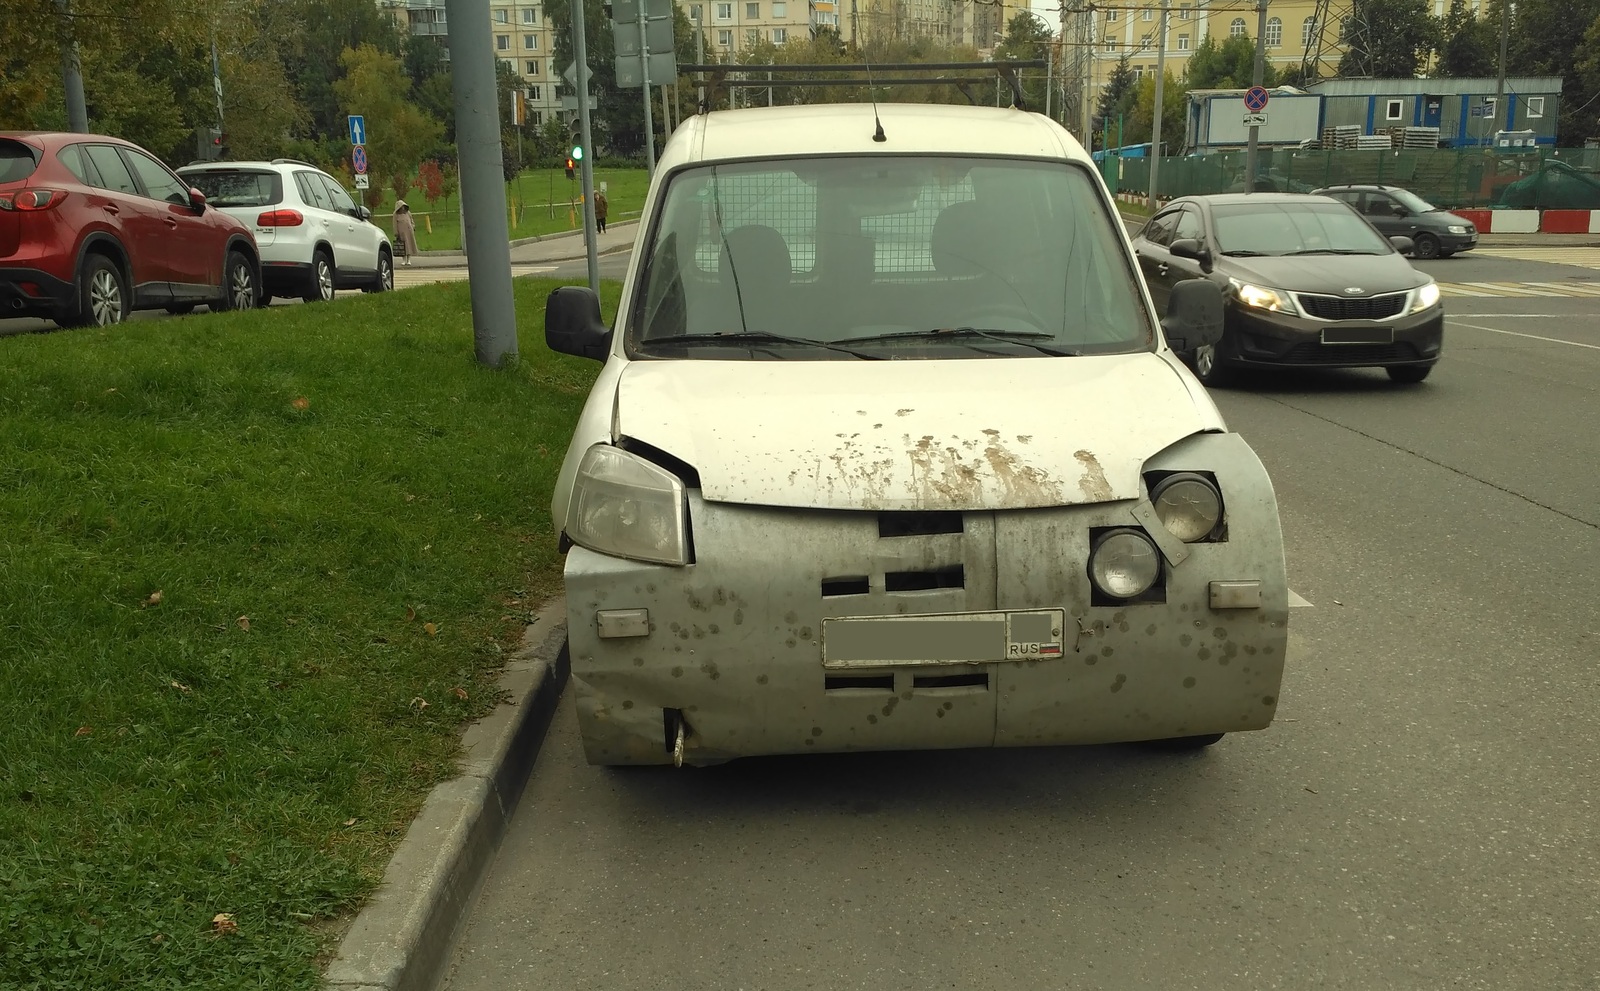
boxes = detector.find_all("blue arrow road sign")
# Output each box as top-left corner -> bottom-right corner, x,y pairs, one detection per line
352,145 -> 367,175
348,115 -> 365,146
1244,86 -> 1270,112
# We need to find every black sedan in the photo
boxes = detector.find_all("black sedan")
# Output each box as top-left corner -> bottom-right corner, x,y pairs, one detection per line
1132,193 -> 1444,386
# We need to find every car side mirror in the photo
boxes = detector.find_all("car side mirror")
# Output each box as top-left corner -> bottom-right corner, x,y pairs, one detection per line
188,187 -> 207,212
545,286 -> 612,361
1162,278 -> 1224,353
1389,235 -> 1415,254
356,206 -> 372,221
1392,205 -> 1409,217
1169,237 -> 1213,273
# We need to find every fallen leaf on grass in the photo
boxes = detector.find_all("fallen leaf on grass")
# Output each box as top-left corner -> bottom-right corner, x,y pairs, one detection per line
410,696 -> 429,711
141,590 -> 163,608
236,616 -> 250,631
291,397 -> 310,410
343,818 -> 357,827
404,494 -> 416,503
452,687 -> 468,700
424,622 -> 438,636
170,681 -> 191,693
151,933 -> 165,944
212,913 -> 237,935
406,606 -> 417,622
104,388 -> 118,394
74,726 -> 92,737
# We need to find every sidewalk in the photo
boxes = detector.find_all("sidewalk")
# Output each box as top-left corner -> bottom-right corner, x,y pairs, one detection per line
400,220 -> 640,269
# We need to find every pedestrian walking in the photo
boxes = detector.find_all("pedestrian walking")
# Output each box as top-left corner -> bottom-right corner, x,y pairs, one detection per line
393,199 -> 419,266
594,188 -> 608,234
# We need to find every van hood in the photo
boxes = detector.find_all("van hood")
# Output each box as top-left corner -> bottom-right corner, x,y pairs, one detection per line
612,353 -> 1224,512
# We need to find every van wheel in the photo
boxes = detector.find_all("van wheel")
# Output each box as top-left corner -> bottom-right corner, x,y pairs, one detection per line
1411,233 -> 1441,259
303,249 -> 335,303
1191,343 -> 1236,388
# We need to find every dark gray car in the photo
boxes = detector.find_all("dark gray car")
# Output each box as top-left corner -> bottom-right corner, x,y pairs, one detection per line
1311,183 -> 1479,259
1131,192 -> 1445,387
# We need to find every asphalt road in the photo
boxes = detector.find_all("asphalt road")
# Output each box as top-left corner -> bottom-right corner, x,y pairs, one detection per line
436,249 -> 1600,991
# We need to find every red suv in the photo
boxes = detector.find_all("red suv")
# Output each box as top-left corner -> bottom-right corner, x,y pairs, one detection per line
1,131 -> 261,327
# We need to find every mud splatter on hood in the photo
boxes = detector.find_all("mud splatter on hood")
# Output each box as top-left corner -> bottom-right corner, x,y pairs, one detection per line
613,353 -> 1222,511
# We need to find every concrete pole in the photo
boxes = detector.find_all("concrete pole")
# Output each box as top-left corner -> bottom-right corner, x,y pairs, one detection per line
1495,0 -> 1508,136
446,0 -> 519,366
572,0 -> 601,292
696,9 -> 705,109
1149,0 -> 1167,210
1244,0 -> 1267,193
636,0 -> 656,174
54,0 -> 89,132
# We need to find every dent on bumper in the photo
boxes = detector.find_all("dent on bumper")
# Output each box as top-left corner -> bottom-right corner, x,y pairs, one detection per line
560,431 -> 1291,766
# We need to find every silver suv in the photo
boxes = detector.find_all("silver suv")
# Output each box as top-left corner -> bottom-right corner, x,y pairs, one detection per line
176,158 -> 393,304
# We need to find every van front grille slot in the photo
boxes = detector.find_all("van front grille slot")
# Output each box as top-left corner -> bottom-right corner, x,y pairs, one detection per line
913,672 -> 989,690
878,511 -> 964,537
821,575 -> 871,597
885,565 -> 964,592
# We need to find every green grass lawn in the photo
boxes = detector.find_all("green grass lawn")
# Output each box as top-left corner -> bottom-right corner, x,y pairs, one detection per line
0,278 -> 614,989
361,168 -> 651,252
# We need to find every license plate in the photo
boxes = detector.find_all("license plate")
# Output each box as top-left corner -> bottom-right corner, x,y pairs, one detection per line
1321,326 -> 1394,345
822,609 -> 1066,668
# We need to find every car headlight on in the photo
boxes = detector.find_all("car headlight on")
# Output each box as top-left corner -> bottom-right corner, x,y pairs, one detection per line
565,444 -> 690,566
1088,528 -> 1161,600
1228,277 -> 1295,314
1412,281 -> 1441,313
1447,225 -> 1468,234
1149,472 -> 1224,542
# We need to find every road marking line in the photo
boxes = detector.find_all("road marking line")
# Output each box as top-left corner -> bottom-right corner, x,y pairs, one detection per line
1449,320 -> 1600,351
1522,281 -> 1600,296
1289,590 -> 1313,608
1462,282 -> 1565,296
1437,284 -> 1502,297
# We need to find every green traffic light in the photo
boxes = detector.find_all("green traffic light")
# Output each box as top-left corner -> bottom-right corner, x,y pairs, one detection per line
571,145 -> 584,161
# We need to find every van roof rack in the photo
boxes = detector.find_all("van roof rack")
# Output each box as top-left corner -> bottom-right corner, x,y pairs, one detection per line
270,158 -> 319,168
678,59 -> 1048,114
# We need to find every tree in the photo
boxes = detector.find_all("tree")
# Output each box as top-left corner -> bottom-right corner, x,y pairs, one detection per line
1505,0 -> 1600,143
1434,0 -> 1498,77
1185,34 -> 1277,90
1096,53 -> 1137,128
995,12 -> 1055,112
1338,0 -> 1439,79
1129,71 -> 1189,152
331,44 -> 443,193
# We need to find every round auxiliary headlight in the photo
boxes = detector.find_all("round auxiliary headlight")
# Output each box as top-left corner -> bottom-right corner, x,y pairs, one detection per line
1088,528 -> 1161,600
1149,472 -> 1223,542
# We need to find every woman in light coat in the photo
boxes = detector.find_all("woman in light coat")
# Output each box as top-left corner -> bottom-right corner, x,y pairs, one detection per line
393,199 -> 419,266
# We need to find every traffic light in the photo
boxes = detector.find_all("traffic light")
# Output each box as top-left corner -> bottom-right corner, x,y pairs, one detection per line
210,127 -> 228,160
565,158 -> 575,179
567,114 -> 583,169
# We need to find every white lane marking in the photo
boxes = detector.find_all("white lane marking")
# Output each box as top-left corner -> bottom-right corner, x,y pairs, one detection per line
1522,281 -> 1600,296
1436,284 -> 1501,297
1449,320 -> 1600,351
1289,590 -> 1313,608
1462,282 -> 1565,296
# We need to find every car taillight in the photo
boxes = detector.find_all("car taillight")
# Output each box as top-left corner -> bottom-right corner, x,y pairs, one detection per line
0,188 -> 66,211
256,209 -> 303,227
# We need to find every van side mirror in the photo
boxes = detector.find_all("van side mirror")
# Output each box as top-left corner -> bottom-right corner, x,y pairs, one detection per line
1162,278 -> 1224,352
1169,237 -> 1213,273
545,286 -> 612,361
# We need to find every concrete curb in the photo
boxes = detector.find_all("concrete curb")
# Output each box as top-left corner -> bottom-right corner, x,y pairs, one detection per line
408,218 -> 641,261
322,597 -> 570,991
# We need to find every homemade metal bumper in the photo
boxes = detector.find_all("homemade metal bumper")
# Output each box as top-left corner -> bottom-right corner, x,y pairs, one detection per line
561,431 -> 1290,766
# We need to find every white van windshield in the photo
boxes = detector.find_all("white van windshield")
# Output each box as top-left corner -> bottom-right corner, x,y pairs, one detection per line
626,155 -> 1154,360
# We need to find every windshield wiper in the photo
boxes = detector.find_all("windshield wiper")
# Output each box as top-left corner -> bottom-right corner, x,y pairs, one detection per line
1219,249 -> 1271,257
836,327 -> 1081,357
647,331 -> 884,360
1283,248 -> 1382,255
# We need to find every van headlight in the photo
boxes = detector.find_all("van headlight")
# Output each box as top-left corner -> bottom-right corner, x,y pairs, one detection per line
1149,472 -> 1223,542
1412,281 -> 1440,312
565,444 -> 690,566
1447,225 -> 1468,234
1088,528 -> 1161,599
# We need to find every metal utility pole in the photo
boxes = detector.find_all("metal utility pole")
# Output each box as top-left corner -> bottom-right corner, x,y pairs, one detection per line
1495,0 -> 1508,133
1148,0 -> 1168,210
695,8 -> 705,109
54,0 -> 88,132
635,0 -> 656,174
446,0 -> 519,367
1244,0 -> 1267,193
572,0 -> 601,292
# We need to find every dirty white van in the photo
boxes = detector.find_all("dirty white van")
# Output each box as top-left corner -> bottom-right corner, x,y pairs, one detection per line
545,102 -> 1288,767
